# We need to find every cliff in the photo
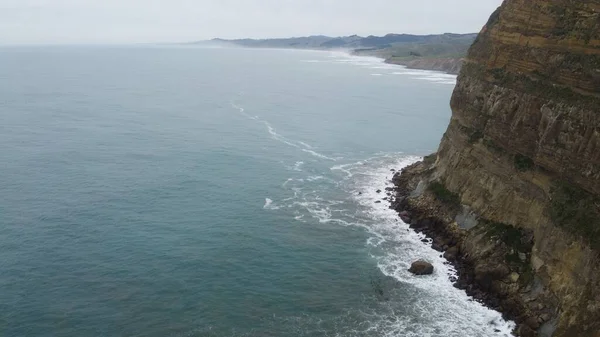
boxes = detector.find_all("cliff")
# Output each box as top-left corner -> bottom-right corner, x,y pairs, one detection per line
201,34 -> 476,73
392,1 -> 600,336
384,57 -> 463,75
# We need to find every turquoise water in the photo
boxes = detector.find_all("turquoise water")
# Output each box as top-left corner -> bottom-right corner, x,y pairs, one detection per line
0,46 -> 514,337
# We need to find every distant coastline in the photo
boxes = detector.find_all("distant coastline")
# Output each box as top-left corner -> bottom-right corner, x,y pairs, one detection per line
384,57 -> 463,75
351,49 -> 463,74
189,33 -> 475,75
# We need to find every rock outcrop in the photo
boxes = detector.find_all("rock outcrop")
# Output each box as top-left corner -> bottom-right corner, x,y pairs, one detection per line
391,1 -> 600,336
408,260 -> 434,275
385,57 -> 464,75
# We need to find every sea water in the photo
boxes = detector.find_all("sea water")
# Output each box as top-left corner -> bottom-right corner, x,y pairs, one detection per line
0,46 -> 514,336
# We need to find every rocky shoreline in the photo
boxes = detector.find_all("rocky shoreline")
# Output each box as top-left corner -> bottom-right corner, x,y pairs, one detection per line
386,158 -> 558,337
373,0 -> 600,335
383,57 -> 463,75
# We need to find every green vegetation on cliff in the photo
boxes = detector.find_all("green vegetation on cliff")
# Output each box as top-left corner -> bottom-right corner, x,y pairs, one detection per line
551,181 -> 600,251
514,154 -> 535,172
423,0 -> 600,335
428,181 -> 461,206
481,220 -> 534,285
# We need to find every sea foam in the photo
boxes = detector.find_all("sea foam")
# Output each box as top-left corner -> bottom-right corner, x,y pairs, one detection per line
271,153 -> 516,336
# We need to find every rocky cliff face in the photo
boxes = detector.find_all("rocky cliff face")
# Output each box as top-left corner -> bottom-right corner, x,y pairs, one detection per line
393,1 -> 600,336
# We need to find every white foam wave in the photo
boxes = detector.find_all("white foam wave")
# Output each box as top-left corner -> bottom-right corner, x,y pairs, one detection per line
301,149 -> 336,161
231,103 -> 244,113
265,122 -> 302,149
370,65 -> 396,70
393,70 -> 438,76
297,141 -> 313,149
326,52 -> 387,68
314,52 -> 460,87
293,161 -> 304,171
231,100 -> 334,160
348,156 -> 516,336
391,71 -> 458,85
282,178 -> 294,188
416,76 -> 457,82
230,101 -> 260,120
263,122 -> 336,161
263,198 -> 280,210
330,161 -> 364,178
276,153 -> 515,336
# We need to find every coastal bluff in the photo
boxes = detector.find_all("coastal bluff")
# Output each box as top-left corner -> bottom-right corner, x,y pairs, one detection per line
391,0 -> 600,336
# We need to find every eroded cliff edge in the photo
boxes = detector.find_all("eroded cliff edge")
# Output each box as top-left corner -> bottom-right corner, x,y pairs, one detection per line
392,1 -> 600,336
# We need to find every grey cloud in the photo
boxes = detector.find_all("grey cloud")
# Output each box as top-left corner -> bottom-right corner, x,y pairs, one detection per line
0,0 -> 503,44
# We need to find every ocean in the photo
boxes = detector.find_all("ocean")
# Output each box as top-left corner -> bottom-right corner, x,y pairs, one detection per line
0,46 -> 515,337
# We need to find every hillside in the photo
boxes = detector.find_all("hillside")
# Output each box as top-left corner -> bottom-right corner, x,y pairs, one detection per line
195,33 -> 477,74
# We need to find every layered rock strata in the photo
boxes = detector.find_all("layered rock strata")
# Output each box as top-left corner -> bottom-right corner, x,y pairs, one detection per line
392,1 -> 600,336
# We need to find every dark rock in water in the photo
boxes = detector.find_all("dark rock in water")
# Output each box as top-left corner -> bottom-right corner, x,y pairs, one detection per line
525,316 -> 540,330
376,189 -> 382,193
432,242 -> 443,252
444,246 -> 459,261
502,298 -> 521,316
399,210 -> 411,223
358,192 -> 362,195
375,200 -> 382,204
390,169 -> 396,172
421,238 -> 429,243
383,197 -> 388,201
385,187 -> 394,191
409,260 -> 434,275
518,324 -> 536,337
455,280 -> 468,290
473,290 -> 485,301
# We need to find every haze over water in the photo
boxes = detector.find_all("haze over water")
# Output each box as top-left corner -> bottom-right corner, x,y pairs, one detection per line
0,46 -> 514,336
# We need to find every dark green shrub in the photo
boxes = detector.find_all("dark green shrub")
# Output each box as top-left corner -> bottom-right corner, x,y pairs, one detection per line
483,220 -> 530,251
550,181 -> 600,251
481,219 -> 534,285
468,130 -> 484,144
490,68 -> 506,81
514,154 -> 535,171
483,138 -> 505,153
428,181 -> 461,206
423,153 -> 437,165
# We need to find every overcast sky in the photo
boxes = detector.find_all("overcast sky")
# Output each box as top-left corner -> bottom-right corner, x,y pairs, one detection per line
1,0 -> 503,45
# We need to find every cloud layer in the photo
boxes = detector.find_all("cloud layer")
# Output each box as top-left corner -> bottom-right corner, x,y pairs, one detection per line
1,0 -> 503,44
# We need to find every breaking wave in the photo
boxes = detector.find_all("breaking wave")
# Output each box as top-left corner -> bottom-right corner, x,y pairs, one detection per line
264,153 -> 516,337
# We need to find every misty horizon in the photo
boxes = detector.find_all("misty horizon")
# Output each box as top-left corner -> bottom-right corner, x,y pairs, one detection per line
1,0 -> 502,45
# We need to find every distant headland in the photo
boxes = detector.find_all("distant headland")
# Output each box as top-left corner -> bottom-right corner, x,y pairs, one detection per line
188,33 -> 477,74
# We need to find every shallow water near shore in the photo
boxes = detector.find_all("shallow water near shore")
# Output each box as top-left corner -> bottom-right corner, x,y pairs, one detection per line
0,46 -> 514,336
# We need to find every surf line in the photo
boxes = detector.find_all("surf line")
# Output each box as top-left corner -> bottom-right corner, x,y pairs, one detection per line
230,100 -> 336,161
